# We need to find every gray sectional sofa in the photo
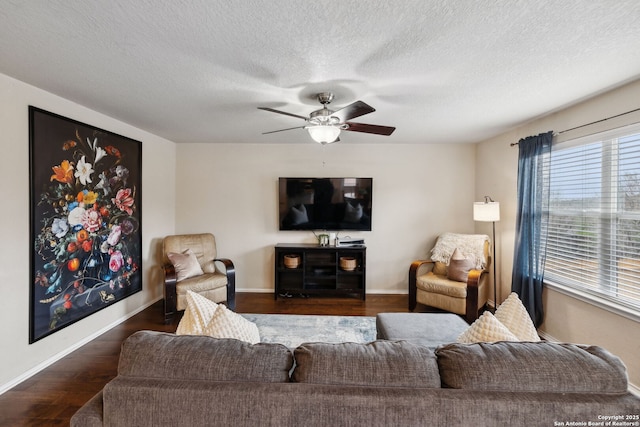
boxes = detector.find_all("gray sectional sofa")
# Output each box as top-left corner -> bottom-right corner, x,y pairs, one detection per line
71,331 -> 639,427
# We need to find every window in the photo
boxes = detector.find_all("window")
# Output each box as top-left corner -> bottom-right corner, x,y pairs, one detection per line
543,124 -> 640,316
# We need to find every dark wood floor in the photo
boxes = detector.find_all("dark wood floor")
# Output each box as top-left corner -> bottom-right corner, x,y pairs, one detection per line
0,293 -> 409,426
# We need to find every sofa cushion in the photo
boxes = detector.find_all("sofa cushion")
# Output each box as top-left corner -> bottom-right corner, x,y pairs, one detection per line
432,261 -> 447,275
436,341 -> 629,393
176,291 -> 259,343
376,313 -> 469,349
118,331 -> 293,383
456,311 -> 519,343
447,248 -> 476,282
417,272 -> 468,298
167,248 -> 204,281
176,290 -> 218,335
292,340 -> 441,388
494,292 -> 540,341
203,303 -> 260,344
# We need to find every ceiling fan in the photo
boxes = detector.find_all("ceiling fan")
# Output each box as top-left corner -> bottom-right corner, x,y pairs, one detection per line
258,92 -> 395,144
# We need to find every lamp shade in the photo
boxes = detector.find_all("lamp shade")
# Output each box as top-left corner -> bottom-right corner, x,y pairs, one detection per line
474,201 -> 500,222
307,125 -> 340,144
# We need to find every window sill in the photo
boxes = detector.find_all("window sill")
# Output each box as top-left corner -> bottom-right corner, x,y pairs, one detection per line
544,280 -> 640,323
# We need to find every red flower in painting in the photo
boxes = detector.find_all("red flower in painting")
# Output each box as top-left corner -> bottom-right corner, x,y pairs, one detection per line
109,250 -> 124,272
112,188 -> 134,215
81,208 -> 102,232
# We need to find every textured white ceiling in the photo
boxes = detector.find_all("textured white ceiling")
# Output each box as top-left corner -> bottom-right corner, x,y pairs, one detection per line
1,0 -> 640,144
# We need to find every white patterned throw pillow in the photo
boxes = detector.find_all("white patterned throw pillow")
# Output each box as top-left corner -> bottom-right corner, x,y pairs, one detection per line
176,290 -> 219,335
495,292 -> 540,341
457,311 -> 519,343
203,304 -> 260,344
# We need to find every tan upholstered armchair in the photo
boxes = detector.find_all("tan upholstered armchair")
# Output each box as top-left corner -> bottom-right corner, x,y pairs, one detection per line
161,233 -> 235,322
409,233 -> 491,323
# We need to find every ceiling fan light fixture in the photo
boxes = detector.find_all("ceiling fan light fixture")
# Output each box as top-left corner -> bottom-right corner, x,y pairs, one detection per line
259,91 -> 395,141
306,124 -> 340,144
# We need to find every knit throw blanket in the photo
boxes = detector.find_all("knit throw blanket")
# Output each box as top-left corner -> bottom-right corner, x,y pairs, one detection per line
430,232 -> 489,269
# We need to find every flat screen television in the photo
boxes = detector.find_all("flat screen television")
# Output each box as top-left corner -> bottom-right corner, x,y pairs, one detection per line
279,177 -> 373,231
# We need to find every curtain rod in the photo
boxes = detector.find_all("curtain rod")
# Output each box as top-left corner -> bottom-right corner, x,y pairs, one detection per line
509,107 -> 640,146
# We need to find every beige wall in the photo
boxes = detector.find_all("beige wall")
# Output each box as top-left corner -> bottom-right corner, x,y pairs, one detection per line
174,142 -> 478,294
2,66 -> 638,393
0,73 -> 176,392
0,71 -> 479,392
475,79 -> 640,388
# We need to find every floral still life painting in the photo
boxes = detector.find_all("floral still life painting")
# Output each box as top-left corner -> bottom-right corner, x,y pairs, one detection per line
29,107 -> 142,343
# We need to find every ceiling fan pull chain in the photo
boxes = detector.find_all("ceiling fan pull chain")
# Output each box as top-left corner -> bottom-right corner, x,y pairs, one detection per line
322,143 -> 326,168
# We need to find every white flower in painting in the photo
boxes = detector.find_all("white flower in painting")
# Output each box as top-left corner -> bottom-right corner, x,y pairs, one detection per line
75,155 -> 94,185
95,145 -> 106,164
88,137 -> 106,164
51,217 -> 69,238
95,172 -> 110,195
67,206 -> 86,226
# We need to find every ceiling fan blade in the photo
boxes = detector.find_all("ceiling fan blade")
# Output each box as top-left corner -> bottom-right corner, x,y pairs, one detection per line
331,101 -> 375,122
262,126 -> 306,135
258,107 -> 308,121
344,122 -> 396,136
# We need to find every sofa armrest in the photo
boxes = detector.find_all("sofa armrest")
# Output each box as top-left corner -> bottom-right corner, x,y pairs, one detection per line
71,390 -> 104,427
214,258 -> 236,310
409,260 -> 434,311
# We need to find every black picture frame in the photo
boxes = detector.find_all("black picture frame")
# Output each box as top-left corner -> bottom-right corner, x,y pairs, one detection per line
29,106 -> 142,343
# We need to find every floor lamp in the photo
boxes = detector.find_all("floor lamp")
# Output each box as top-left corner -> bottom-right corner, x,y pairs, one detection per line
474,196 -> 500,312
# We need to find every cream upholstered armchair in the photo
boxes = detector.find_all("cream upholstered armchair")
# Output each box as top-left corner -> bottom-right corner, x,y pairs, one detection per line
162,233 -> 235,322
409,233 -> 491,323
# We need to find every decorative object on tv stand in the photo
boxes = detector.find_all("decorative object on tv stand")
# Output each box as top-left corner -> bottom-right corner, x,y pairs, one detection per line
317,233 -> 329,246
283,255 -> 300,269
473,196 -> 500,312
329,232 -> 337,246
340,257 -> 357,271
259,92 -> 395,144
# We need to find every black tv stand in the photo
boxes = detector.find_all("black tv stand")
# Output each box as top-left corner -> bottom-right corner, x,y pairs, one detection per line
274,243 -> 366,300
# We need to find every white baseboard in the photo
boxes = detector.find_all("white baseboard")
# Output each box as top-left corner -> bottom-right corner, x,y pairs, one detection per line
236,288 -> 410,295
235,287 -> 272,293
0,297 -> 161,396
367,289 -> 409,295
537,331 -> 639,397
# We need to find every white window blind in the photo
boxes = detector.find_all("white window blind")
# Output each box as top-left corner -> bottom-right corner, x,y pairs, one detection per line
543,123 -> 640,314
